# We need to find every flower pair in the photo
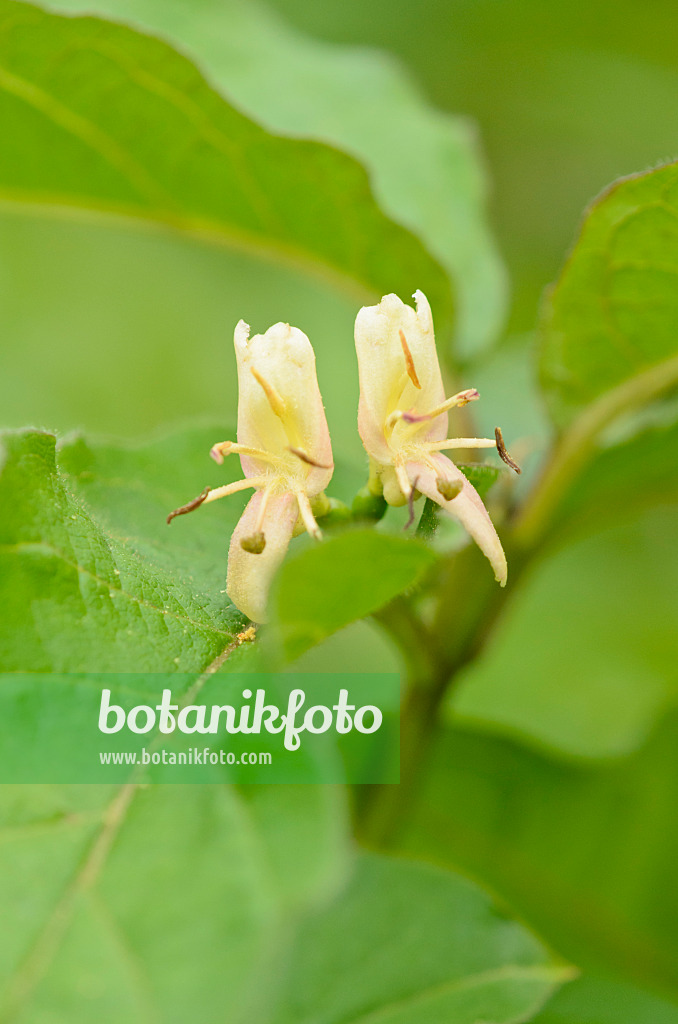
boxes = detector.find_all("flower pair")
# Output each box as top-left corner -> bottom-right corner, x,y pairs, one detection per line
168,291 -> 515,622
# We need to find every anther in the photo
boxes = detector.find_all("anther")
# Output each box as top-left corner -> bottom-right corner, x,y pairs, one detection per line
167,487 -> 211,524
251,366 -> 287,419
288,446 -> 332,469
210,442 -> 233,465
240,531 -> 266,554
399,329 -> 421,389
437,478 -> 463,501
495,427 -> 521,474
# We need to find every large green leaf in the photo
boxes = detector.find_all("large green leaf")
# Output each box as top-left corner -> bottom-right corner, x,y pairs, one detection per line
0,428 -> 246,671
402,712 -> 678,998
0,782 -> 348,1023
50,0 -> 506,357
272,852 -> 571,1024
540,161 -> 678,429
0,0 -> 453,333
0,426 -> 352,1018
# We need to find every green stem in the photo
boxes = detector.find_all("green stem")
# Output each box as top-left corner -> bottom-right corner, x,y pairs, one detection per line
359,544 -> 523,847
513,352 -> 678,549
358,352 -> 678,847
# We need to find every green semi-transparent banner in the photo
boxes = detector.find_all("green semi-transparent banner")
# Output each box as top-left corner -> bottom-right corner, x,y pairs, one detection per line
0,673 -> 400,784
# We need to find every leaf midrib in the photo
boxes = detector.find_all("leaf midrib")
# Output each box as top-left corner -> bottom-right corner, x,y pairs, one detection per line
0,636 -> 246,1022
0,29 -> 381,305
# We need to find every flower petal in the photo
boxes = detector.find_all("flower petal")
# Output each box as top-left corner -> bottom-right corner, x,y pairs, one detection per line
226,490 -> 299,622
412,454 -> 508,586
234,320 -> 333,493
355,291 -> 446,461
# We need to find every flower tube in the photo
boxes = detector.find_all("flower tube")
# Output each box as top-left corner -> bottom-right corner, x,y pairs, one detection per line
168,319 -> 333,622
355,290 -> 512,585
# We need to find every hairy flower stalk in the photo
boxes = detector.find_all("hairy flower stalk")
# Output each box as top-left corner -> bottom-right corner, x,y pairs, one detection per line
355,290 -> 514,585
168,320 -> 333,622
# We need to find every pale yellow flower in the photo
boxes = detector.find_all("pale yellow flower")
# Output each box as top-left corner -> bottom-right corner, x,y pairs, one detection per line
168,320 -> 333,622
355,290 -> 510,585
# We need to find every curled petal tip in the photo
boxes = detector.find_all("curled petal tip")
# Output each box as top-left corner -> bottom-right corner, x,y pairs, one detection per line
209,445 -> 224,465
234,319 -> 251,351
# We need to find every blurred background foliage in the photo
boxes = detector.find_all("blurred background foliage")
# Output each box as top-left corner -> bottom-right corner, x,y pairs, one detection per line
2,0 -> 678,1019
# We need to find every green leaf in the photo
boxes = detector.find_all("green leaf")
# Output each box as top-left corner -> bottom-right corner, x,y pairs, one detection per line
49,0 -> 506,357
0,426 -> 352,1019
269,529 -> 437,661
451,505 -> 678,758
402,711 -> 678,998
0,428 -> 246,671
0,782 -> 348,1022
531,974 -> 678,1024
540,161 -> 678,429
0,0 -> 453,335
272,852 -> 571,1024
58,424 -> 250,607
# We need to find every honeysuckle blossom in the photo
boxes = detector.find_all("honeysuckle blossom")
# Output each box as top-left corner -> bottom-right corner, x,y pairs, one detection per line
168,320 -> 333,623
355,290 -> 516,586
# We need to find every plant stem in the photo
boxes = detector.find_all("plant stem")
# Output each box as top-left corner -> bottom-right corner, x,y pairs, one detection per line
513,351 -> 678,549
358,352 -> 678,847
359,544 -> 523,847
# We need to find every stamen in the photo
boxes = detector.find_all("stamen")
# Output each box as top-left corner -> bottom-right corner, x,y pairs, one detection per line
251,366 -> 287,419
495,427 -> 522,474
395,462 -> 413,500
389,390 -> 482,439
399,329 -> 421,389
167,487 -> 211,524
437,478 -> 463,501
209,441 -> 278,465
404,476 -> 420,530
288,446 -> 333,470
167,476 -> 267,523
424,437 -> 497,451
417,389 -> 480,423
295,489 -> 322,540
401,410 -> 432,424
386,406 -> 428,429
241,532 -> 266,555
202,477 -> 267,504
255,484 -> 274,532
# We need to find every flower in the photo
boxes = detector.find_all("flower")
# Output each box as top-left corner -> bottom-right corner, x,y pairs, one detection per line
168,319 -> 333,622
354,290 -> 512,585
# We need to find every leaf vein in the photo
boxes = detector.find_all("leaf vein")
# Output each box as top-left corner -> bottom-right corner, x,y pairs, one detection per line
340,964 -> 572,1024
0,636 -> 244,1020
0,61 -> 173,209
0,541 -> 234,640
